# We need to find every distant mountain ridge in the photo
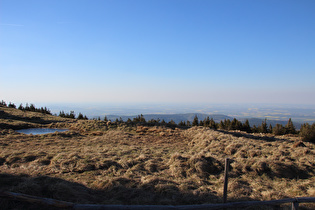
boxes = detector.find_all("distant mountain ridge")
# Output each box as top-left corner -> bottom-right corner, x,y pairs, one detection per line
105,113 -> 302,129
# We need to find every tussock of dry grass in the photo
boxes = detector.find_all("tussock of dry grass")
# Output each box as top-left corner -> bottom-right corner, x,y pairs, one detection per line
0,124 -> 314,209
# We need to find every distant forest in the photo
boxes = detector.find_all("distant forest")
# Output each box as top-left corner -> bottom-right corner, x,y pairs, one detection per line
1,100 -> 314,142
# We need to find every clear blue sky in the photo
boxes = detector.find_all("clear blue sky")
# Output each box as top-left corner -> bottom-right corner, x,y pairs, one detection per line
1,0 -> 315,105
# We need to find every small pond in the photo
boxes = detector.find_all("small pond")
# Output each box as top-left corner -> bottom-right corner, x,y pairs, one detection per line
16,128 -> 69,135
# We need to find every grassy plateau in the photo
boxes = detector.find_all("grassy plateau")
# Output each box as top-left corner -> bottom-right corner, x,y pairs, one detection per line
0,106 -> 314,209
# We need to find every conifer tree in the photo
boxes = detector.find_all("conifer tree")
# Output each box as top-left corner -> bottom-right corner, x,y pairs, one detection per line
8,102 -> 16,108
192,115 -> 199,126
209,118 -> 217,129
218,120 -> 225,129
178,121 -> 186,126
59,111 -> 65,117
252,125 -> 258,133
230,118 -> 241,130
225,119 -> 231,130
268,124 -> 273,134
69,111 -> 75,119
273,124 -> 285,135
258,119 -> 268,133
0,100 -> 7,107
29,104 -> 36,112
285,118 -> 296,134
140,114 -> 146,122
77,113 -> 84,119
204,116 -> 210,127
169,120 -> 176,125
18,104 -> 24,110
242,119 -> 251,133
25,103 -> 30,111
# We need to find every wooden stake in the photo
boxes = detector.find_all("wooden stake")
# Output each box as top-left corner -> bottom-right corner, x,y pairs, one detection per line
223,158 -> 230,203
292,201 -> 299,210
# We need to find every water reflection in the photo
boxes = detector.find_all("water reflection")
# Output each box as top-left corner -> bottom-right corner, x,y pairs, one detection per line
17,128 -> 69,135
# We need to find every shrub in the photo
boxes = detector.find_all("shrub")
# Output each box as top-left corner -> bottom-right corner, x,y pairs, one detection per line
273,124 -> 285,135
300,123 -> 315,143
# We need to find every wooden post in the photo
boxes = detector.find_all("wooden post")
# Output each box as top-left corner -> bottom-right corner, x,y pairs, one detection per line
223,158 -> 230,203
292,201 -> 299,210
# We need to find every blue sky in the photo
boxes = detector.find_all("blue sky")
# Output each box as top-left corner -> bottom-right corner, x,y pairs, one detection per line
1,0 -> 315,105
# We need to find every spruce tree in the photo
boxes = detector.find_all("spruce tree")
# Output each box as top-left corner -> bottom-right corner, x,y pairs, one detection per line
59,111 -> 65,118
209,118 -> 217,129
69,111 -> 76,119
8,102 -> 16,108
268,124 -> 273,134
0,100 -> 7,107
258,119 -> 268,133
225,119 -> 231,130
192,115 -> 199,126
273,124 -> 285,135
77,113 -> 84,119
230,118 -> 241,130
140,114 -> 146,122
29,104 -> 36,112
219,120 -> 225,129
18,104 -> 24,110
285,118 -> 296,134
204,117 -> 210,127
252,125 -> 258,133
179,121 -> 186,126
242,119 -> 251,133
169,120 -> 176,125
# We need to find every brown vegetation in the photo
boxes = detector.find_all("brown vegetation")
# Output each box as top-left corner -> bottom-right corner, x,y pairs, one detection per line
0,106 -> 73,130
0,107 -> 315,209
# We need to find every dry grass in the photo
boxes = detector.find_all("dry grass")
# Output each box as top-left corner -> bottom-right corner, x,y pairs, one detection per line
0,106 -> 73,130
0,110 -> 314,209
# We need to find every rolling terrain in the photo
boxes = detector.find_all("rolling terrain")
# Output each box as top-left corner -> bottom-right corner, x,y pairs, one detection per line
0,106 -> 314,209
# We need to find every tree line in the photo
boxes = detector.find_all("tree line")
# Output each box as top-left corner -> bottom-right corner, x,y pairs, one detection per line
0,100 -> 51,115
58,111 -> 88,120
101,114 -> 314,143
1,100 -> 314,142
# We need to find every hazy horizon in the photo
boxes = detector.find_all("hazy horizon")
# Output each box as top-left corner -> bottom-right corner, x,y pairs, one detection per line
1,1 -> 315,105
2,101 -> 312,124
